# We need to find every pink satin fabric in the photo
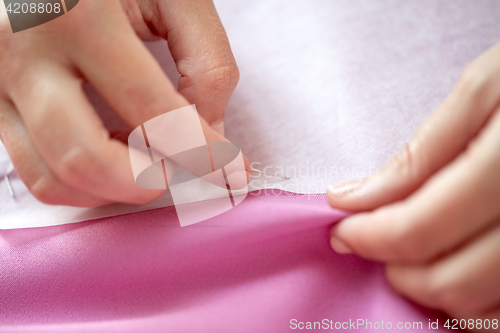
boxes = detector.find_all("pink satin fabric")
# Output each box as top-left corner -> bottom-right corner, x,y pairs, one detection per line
3,0 -> 497,331
0,192 -> 445,332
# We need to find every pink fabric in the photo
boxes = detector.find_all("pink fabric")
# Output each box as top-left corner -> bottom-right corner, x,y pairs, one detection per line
3,1 -> 498,331
0,192 -> 444,332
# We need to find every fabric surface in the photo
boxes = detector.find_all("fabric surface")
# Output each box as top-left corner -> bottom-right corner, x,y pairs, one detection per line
0,193 -> 444,332
1,0 -> 500,331
2,0 -> 500,228
222,0 -> 500,194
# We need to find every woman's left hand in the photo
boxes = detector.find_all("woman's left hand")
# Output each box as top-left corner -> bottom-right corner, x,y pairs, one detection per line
327,43 -> 500,332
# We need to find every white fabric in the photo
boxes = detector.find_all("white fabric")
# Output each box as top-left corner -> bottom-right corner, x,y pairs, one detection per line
1,0 -> 499,228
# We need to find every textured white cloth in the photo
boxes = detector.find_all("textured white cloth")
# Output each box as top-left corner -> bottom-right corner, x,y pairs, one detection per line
1,0 -> 499,228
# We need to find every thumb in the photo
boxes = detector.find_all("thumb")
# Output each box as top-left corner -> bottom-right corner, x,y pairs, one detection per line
327,43 -> 500,211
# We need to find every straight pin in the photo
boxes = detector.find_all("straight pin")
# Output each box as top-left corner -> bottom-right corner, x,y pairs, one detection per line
4,175 -> 14,198
251,168 -> 290,179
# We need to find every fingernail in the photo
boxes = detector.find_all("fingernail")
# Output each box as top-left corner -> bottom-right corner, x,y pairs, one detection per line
330,236 -> 352,254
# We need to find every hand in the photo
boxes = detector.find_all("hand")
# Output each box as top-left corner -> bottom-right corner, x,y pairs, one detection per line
327,43 -> 500,331
0,0 -> 245,207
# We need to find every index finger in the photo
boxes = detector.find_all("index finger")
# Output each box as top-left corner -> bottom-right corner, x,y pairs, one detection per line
64,0 -> 251,177
330,109 -> 500,263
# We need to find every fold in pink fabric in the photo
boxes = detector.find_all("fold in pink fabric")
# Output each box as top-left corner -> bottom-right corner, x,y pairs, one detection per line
0,192 -> 444,332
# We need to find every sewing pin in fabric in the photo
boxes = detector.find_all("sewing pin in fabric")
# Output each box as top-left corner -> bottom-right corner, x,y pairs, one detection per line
251,168 -> 290,179
4,175 -> 14,198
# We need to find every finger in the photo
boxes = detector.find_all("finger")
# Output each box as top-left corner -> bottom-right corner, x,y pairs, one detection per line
63,0 -> 187,126
7,62 -> 164,204
139,0 -> 239,135
0,99 -> 111,207
327,42 -> 500,211
329,107 -> 500,262
386,222 -> 500,318
65,0 -> 251,176
117,0 -> 161,42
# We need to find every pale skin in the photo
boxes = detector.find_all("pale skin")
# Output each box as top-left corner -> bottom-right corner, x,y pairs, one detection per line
328,43 -> 500,332
0,0 -> 249,207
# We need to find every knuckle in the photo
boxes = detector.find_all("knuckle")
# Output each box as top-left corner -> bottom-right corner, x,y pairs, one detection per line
455,65 -> 489,101
57,146 -> 99,186
178,58 -> 240,94
388,142 -> 418,179
425,270 -> 469,315
385,216 -> 434,263
403,237 -> 437,263
120,0 -> 156,41
208,63 -> 240,92
390,233 -> 428,262
387,134 -> 435,186
29,174 -> 63,205
387,265 -> 472,316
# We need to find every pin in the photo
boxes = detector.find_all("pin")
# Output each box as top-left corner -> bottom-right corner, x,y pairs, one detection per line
251,168 -> 290,179
4,175 -> 14,198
